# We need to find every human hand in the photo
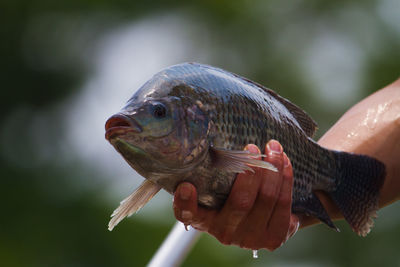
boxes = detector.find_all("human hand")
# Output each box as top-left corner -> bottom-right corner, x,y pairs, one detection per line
173,140 -> 299,251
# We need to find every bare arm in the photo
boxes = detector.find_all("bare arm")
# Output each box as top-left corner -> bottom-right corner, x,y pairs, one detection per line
173,78 -> 400,248
302,78 -> 400,227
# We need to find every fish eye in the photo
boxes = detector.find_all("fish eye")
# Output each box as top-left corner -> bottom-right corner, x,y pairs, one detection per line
152,103 -> 167,118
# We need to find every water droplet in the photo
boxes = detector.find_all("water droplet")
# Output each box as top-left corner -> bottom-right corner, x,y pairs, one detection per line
252,250 -> 258,259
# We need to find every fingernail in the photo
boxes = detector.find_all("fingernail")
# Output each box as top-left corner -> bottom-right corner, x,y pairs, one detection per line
181,210 -> 193,221
289,221 -> 300,238
244,144 -> 260,154
283,152 -> 290,167
267,140 -> 282,155
179,183 -> 192,200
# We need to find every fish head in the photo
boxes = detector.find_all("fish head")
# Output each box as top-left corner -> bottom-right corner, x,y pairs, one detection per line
105,82 -> 210,179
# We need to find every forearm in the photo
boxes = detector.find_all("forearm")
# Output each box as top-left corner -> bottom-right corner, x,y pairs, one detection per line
300,78 -> 400,228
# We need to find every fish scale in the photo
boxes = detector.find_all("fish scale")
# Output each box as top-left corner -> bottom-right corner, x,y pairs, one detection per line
174,72 -> 338,218
106,62 -> 385,236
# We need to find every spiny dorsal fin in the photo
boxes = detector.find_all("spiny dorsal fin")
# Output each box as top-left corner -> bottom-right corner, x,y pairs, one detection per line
191,63 -> 318,137
234,74 -> 318,137
270,92 -> 318,137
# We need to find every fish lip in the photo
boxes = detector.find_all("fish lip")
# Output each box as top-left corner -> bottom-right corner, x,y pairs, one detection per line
105,127 -> 137,140
105,113 -> 142,140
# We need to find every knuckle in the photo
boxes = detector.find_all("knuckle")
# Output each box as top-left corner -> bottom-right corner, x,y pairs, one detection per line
239,240 -> 254,250
191,219 -> 208,232
265,239 -> 283,251
230,192 -> 253,212
279,195 -> 292,207
191,224 -> 206,232
180,210 -> 193,223
240,234 -> 261,250
231,238 -> 241,246
220,235 -> 232,245
173,209 -> 182,222
209,228 -> 222,240
215,233 -> 230,245
239,241 -> 247,249
220,239 -> 230,245
259,189 -> 278,204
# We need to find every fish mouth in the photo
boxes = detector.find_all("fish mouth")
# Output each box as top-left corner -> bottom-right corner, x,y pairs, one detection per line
111,138 -> 150,176
105,114 -> 142,140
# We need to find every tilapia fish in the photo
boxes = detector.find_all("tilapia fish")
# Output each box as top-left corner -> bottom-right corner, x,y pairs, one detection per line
105,62 -> 385,236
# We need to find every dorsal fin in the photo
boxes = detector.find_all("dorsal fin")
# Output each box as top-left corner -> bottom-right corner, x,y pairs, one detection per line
267,88 -> 318,137
192,63 -> 318,137
235,74 -> 318,137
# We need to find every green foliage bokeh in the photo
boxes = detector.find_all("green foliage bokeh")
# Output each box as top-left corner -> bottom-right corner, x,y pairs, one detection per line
1,0 -> 399,266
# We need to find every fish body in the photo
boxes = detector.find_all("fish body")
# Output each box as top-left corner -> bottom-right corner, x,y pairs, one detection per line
105,63 -> 385,236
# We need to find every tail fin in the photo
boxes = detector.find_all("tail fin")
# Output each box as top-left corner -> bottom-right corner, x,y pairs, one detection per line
329,151 -> 385,236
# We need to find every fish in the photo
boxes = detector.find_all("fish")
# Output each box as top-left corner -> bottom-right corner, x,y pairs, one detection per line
105,62 -> 385,236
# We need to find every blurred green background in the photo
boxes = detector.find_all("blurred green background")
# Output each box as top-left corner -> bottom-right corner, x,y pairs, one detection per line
1,0 -> 400,266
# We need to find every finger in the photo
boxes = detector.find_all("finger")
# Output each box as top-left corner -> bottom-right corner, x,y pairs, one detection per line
189,206 -> 217,232
208,144 -> 262,245
238,140 -> 285,249
287,214 -> 300,239
261,152 -> 294,250
174,183 -> 217,232
173,182 -> 198,225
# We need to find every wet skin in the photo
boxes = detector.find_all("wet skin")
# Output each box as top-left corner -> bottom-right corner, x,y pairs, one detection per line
174,140 -> 299,251
173,78 -> 400,250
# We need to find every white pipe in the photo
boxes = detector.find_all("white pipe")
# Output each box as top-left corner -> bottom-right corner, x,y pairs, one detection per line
147,222 -> 201,267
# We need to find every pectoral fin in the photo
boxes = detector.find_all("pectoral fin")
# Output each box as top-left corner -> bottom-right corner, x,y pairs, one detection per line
211,147 -> 278,173
108,180 -> 161,231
